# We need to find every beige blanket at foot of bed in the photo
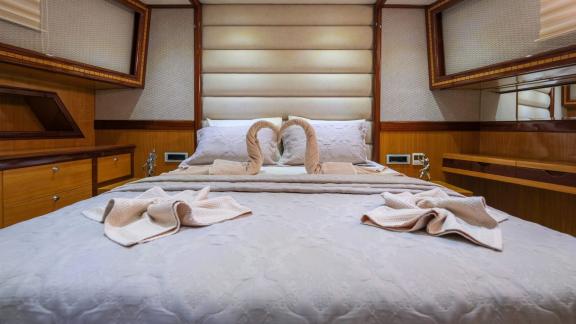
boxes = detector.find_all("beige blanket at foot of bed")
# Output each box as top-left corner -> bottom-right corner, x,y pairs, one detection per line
362,188 -> 508,251
82,187 -> 251,246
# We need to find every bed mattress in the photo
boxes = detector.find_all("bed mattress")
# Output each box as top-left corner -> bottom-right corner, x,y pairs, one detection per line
0,174 -> 574,323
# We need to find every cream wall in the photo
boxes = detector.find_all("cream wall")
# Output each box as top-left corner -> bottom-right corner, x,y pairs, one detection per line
380,8 -> 481,122
95,9 -> 195,121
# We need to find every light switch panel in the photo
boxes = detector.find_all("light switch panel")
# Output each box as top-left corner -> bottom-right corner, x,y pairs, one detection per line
386,154 -> 411,165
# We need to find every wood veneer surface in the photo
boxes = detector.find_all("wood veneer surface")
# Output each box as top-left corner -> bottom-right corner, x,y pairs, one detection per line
379,131 -> 479,181
0,65 -> 95,152
96,129 -> 195,178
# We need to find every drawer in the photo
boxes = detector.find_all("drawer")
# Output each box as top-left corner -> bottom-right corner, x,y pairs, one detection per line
4,185 -> 92,227
3,159 -> 92,205
97,153 -> 131,183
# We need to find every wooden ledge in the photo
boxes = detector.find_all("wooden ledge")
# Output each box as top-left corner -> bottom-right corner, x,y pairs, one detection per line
442,153 -> 576,195
0,145 -> 135,171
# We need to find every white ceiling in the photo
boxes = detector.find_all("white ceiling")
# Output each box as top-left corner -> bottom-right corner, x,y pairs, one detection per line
142,0 -> 435,4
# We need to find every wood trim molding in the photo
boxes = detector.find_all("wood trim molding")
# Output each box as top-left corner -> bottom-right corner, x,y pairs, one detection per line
381,120 -> 576,132
94,120 -> 195,130
380,121 -> 480,131
426,0 -> 576,90
562,85 -> 576,108
372,5 -> 383,162
194,4 -> 203,136
0,145 -> 136,171
0,0 -> 150,88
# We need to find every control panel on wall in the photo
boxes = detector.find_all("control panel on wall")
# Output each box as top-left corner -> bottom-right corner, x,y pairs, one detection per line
164,152 -> 189,163
386,154 -> 411,165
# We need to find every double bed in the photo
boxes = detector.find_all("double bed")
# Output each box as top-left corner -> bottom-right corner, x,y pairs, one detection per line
1,172 -> 575,323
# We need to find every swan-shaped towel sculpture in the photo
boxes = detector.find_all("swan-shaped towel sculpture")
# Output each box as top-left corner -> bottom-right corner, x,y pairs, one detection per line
174,120 -> 280,175
279,118 -> 381,175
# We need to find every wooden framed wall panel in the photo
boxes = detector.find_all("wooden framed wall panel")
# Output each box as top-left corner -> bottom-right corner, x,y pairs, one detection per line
0,0 -> 151,88
372,5 -> 382,162
194,4 -> 203,133
426,0 -> 576,90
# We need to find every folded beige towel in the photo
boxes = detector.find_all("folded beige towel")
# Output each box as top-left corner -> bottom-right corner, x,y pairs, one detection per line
279,119 -> 382,175
83,187 -> 251,247
362,188 -> 507,251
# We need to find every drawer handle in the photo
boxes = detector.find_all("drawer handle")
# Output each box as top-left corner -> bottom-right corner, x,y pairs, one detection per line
52,195 -> 60,202
52,166 -> 60,173
113,157 -> 119,162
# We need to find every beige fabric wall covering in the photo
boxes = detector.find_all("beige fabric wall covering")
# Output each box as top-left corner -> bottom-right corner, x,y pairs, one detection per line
203,5 -> 372,26
203,50 -> 373,73
203,26 -> 373,50
380,8 -> 480,121
96,9 -> 195,120
0,0 -> 135,74
203,97 -> 372,120
203,74 -> 372,97
442,0 -> 576,75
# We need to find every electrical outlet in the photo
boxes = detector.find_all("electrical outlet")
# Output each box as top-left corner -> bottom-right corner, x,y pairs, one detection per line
164,152 -> 189,163
412,153 -> 425,165
386,154 -> 411,165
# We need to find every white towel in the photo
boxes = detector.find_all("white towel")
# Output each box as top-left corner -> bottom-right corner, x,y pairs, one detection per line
362,188 -> 508,251
83,187 -> 251,247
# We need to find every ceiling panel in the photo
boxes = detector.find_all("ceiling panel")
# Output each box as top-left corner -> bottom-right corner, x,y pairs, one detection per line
142,0 -> 191,4
385,0 -> 435,4
200,0 -> 377,4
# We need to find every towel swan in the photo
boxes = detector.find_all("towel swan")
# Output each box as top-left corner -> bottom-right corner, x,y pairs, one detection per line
175,120 -> 280,175
279,118 -> 381,175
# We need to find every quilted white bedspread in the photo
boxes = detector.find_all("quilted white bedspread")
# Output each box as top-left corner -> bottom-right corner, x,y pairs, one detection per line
0,174 -> 575,324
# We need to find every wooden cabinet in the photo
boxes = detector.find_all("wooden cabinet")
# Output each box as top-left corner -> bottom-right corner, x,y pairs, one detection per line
0,145 -> 135,228
97,153 -> 132,183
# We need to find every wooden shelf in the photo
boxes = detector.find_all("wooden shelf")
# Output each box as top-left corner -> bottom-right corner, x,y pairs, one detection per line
442,153 -> 576,195
432,181 -> 473,197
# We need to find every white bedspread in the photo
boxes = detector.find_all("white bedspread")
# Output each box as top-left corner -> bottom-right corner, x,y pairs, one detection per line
0,174 -> 574,324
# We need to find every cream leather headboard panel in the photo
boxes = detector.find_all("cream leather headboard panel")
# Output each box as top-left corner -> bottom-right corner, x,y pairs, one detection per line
517,88 -> 552,121
202,4 -> 375,158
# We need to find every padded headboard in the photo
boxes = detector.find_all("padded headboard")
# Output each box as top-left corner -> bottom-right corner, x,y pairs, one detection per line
517,88 -> 553,121
200,4 -> 376,160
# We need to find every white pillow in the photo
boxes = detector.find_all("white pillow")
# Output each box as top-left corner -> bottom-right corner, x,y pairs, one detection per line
280,122 -> 368,165
207,118 -> 283,128
179,125 -> 279,167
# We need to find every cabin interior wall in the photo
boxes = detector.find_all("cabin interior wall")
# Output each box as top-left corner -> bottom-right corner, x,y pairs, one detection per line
94,8 -> 196,176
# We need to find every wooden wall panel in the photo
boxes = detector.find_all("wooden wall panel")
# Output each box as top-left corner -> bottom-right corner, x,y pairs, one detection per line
0,65 -> 95,152
0,96 -> 43,131
379,131 -> 479,181
447,174 -> 576,236
96,129 -> 195,178
479,131 -> 576,163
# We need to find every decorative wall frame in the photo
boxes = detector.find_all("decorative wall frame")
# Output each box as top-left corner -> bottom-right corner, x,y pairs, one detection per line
426,0 -> 576,90
0,0 -> 150,88
563,85 -> 576,109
